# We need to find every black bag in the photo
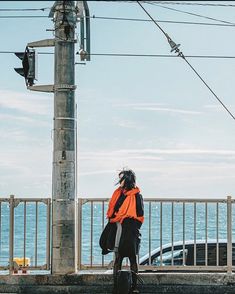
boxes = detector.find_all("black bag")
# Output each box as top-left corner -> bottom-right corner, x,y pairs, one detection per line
99,222 -> 117,255
116,270 -> 132,294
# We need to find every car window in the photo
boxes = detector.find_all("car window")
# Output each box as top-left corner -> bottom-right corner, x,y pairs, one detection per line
152,249 -> 188,266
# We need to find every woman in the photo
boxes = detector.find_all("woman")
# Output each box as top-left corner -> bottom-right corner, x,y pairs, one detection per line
106,169 -> 144,294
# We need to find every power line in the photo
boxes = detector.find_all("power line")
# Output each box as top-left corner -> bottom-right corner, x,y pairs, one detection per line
103,0 -> 235,9
86,53 -> 235,59
0,51 -> 53,54
0,7 -> 50,11
3,51 -> 235,59
1,14 -> 235,28
0,15 -> 47,18
6,1 -> 235,8
145,3 -> 235,25
2,51 -> 235,59
137,1 -> 235,121
143,1 -> 235,8
91,15 -> 235,27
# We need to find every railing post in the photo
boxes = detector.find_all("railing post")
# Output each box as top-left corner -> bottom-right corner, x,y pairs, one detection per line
227,196 -> 232,274
77,199 -> 82,270
148,202 -> 152,266
9,195 -> 15,274
46,198 -> 51,271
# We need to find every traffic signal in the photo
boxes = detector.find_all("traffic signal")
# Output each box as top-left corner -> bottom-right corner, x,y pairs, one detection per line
14,47 -> 36,86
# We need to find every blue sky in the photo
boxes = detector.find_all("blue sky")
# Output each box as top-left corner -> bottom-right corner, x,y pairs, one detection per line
0,1 -> 235,199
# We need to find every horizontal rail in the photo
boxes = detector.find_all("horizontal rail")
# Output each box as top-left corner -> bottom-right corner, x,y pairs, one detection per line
78,264 -> 235,272
0,198 -> 50,202
138,265 -> 230,272
77,198 -> 229,203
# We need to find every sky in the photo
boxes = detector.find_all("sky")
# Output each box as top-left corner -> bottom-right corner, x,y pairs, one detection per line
0,1 -> 235,199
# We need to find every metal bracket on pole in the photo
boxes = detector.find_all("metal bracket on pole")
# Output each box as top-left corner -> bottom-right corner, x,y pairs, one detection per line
52,199 -> 75,202
54,84 -> 77,91
27,39 -> 55,48
27,85 -> 54,93
28,84 -> 77,93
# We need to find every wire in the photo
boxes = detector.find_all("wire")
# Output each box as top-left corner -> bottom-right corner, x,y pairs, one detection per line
0,51 -> 53,55
0,16 -> 47,18
137,1 -> 235,121
145,3 -> 235,25
3,51 -> 235,59
0,7 -> 50,11
1,14 -> 235,28
138,3 -> 170,39
81,53 -> 235,59
143,1 -> 235,8
99,0 -> 235,9
91,15 -> 235,27
184,58 -> 235,120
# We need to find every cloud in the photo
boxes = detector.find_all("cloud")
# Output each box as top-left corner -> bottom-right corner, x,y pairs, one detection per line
133,106 -> 202,115
203,104 -> 222,111
0,113 -> 50,126
114,119 -> 145,130
113,102 -> 202,115
113,102 -> 166,107
79,169 -> 115,176
77,148 -> 235,199
0,128 -> 52,144
79,151 -> 163,161
0,128 -> 29,142
77,148 -> 235,183
0,113 -> 34,123
79,149 -> 235,159
116,149 -> 235,156
0,90 -> 52,115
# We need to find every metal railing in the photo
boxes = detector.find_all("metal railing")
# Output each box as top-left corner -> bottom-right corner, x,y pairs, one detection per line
0,195 -> 51,273
0,195 -> 233,273
77,196 -> 235,273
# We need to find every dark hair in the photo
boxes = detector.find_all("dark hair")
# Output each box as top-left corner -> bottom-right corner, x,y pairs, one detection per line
119,169 -> 136,191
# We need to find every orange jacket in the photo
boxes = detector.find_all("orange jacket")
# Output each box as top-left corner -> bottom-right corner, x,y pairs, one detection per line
107,187 -> 144,224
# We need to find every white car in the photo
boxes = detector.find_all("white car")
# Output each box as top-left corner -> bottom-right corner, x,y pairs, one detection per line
139,239 -> 235,266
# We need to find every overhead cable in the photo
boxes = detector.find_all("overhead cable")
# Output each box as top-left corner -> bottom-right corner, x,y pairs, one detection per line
145,2 -> 235,25
1,14 -> 235,28
85,53 -> 235,59
98,0 -> 235,6
0,15 -> 48,18
2,51 -> 235,59
91,15 -> 235,27
137,1 -> 235,121
143,1 -> 235,8
0,7 -> 50,11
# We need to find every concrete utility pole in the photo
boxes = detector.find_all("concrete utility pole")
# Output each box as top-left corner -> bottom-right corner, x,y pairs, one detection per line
15,0 -> 90,275
51,0 -> 77,274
